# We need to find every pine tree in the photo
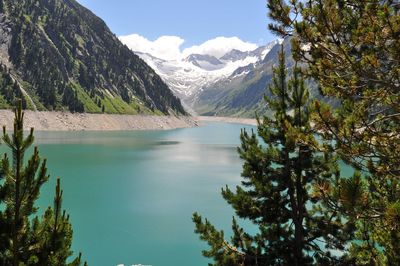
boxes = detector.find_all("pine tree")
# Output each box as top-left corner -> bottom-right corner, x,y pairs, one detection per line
29,179 -> 86,266
0,100 -> 85,265
267,1 -> 400,263
193,46 -> 349,265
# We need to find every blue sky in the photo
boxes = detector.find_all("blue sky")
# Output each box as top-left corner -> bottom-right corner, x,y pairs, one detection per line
76,0 -> 275,48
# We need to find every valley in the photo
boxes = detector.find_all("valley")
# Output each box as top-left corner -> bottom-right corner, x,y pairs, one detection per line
128,38 -> 284,117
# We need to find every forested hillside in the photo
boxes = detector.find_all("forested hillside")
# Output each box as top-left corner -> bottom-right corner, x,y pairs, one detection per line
0,0 -> 186,114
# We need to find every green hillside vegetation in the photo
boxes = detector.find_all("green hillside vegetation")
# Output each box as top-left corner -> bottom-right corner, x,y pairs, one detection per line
0,0 -> 186,115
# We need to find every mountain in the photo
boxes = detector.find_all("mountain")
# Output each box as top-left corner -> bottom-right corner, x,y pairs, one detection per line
185,54 -> 224,71
220,45 -> 273,62
0,0 -> 185,115
131,36 -> 331,117
193,39 -> 290,117
194,38 -> 337,117
132,40 -> 279,114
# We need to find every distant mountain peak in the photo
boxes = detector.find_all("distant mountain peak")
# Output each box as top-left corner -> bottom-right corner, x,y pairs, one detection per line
184,54 -> 224,70
219,40 -> 280,63
219,49 -> 248,61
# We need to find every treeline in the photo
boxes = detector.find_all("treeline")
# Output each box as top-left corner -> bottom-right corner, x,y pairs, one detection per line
194,1 -> 400,265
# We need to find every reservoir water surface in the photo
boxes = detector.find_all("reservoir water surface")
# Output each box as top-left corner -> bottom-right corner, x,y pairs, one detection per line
27,122 -> 255,266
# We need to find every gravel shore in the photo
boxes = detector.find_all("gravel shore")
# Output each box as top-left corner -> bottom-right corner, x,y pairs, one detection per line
196,116 -> 257,126
0,111 -> 260,131
0,110 -> 198,131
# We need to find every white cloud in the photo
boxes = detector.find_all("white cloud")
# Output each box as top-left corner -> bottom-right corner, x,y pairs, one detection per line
119,34 -> 258,60
182,36 -> 257,58
119,34 -> 184,60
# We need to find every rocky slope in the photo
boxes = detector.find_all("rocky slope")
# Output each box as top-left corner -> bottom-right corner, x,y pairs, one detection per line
0,0 -> 186,115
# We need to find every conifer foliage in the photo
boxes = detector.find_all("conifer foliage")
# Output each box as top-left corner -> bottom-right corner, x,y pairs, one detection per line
0,100 -> 85,265
267,1 -> 400,264
193,47 -> 349,265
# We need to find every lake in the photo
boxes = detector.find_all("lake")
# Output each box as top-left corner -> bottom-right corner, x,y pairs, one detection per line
27,122 -> 255,266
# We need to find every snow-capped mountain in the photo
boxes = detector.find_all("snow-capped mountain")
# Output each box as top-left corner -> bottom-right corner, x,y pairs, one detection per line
220,45 -> 273,62
185,54 -> 224,70
122,36 -> 327,117
133,40 -> 280,111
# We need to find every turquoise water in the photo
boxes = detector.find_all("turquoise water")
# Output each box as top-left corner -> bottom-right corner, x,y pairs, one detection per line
25,122 -> 255,266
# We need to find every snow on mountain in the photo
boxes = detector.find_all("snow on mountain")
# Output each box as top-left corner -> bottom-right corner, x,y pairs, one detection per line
219,41 -> 278,63
131,39 -> 280,108
185,54 -> 224,70
219,49 -> 248,62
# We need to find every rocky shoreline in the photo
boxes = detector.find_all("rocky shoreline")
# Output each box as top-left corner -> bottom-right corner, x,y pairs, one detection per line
196,116 -> 257,126
0,110 -> 198,131
0,111 -> 260,131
